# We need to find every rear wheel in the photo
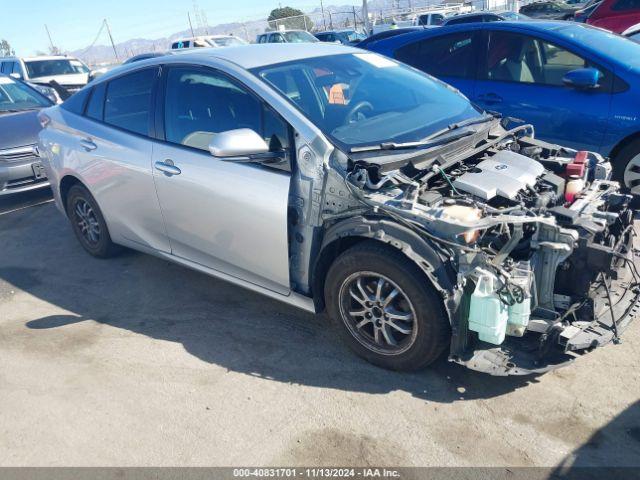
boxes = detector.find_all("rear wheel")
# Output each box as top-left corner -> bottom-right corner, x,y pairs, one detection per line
615,138 -> 640,194
66,184 -> 121,258
325,241 -> 450,371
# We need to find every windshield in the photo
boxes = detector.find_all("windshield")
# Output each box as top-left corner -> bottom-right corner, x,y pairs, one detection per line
209,37 -> 246,47
556,24 -> 640,70
24,59 -> 90,78
0,77 -> 51,112
253,53 -> 480,151
283,31 -> 318,43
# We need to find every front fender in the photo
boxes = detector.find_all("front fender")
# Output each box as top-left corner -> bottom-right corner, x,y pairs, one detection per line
314,216 -> 458,320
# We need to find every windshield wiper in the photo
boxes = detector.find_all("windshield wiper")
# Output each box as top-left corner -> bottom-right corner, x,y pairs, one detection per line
349,114 -> 495,154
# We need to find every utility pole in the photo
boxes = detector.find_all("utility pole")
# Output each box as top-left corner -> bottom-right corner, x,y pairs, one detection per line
188,12 -> 195,37
44,24 -> 56,52
320,0 -> 327,30
104,19 -> 119,62
362,0 -> 370,33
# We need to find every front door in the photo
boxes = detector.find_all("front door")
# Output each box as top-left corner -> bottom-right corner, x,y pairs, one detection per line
152,66 -> 293,294
473,30 -> 611,152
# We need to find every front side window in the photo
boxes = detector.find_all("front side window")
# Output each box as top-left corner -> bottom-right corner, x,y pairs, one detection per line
0,77 -> 51,112
395,32 -> 477,78
163,67 -> 290,154
104,68 -> 156,136
254,53 -> 479,151
485,31 -> 590,86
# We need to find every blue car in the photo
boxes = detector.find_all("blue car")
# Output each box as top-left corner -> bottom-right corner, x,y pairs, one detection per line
364,21 -> 640,192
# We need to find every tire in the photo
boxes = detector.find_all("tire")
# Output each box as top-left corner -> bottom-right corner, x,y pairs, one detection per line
324,240 -> 450,371
613,138 -> 640,195
66,184 -> 122,258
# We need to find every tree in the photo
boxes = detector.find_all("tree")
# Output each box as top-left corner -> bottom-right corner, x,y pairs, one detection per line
0,39 -> 15,57
267,6 -> 313,31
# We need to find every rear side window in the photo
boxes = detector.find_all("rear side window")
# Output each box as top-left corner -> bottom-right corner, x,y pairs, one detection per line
395,32 -> 477,78
85,82 -> 107,120
104,68 -> 156,136
612,0 -> 640,10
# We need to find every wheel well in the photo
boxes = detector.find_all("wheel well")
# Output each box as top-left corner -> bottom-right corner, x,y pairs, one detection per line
59,175 -> 83,214
312,236 -> 366,311
311,236 -> 444,313
609,131 -> 640,164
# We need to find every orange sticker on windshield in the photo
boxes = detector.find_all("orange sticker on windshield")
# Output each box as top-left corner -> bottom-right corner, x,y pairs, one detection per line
328,84 -> 346,105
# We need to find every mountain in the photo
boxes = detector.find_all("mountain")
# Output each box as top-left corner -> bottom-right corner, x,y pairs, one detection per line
69,1 -> 446,65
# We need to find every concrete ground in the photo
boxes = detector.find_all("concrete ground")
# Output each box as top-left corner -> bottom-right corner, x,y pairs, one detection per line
0,189 -> 639,467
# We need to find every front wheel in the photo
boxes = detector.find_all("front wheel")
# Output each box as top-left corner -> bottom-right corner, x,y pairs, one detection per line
615,138 -> 640,195
324,241 -> 450,371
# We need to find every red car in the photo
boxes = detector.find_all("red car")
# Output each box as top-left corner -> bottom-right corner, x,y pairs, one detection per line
587,0 -> 640,33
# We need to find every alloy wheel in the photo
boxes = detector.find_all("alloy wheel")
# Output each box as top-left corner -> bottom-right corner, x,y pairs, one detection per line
338,272 -> 418,355
73,199 -> 101,245
623,153 -> 640,194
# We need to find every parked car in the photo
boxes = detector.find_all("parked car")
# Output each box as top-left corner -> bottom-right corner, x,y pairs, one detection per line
442,12 -> 506,25
355,27 -> 423,49
0,55 -> 92,97
519,1 -> 580,19
364,21 -> 640,193
574,0 -> 603,21
123,52 -> 171,64
414,11 -> 451,26
586,0 -> 640,33
315,30 -> 367,45
0,75 -> 53,196
496,11 -> 532,20
38,45 -> 636,376
256,30 -> 319,44
170,35 -> 248,50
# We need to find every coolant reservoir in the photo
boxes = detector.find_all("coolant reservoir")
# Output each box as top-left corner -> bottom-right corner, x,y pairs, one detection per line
565,175 -> 585,203
468,269 -> 509,345
506,263 -> 533,337
442,204 -> 482,243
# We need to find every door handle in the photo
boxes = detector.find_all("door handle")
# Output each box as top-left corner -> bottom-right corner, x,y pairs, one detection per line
154,160 -> 181,176
477,93 -> 503,105
79,138 -> 97,152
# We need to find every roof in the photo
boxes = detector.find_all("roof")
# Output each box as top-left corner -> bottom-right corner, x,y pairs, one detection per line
20,55 -> 80,61
170,43 -> 358,69
95,43 -> 360,84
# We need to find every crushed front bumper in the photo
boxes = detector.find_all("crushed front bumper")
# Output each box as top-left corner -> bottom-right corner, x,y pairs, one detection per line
450,234 -> 640,376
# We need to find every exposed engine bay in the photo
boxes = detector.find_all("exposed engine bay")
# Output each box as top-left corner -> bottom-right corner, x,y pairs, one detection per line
318,122 -> 640,376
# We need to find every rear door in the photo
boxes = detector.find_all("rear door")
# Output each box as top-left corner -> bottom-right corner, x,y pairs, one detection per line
62,67 -> 171,252
472,29 -> 611,151
393,29 -> 479,99
151,65 -> 292,293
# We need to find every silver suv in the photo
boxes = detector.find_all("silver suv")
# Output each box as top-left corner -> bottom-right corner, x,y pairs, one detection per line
38,45 -> 638,376
0,55 -> 92,96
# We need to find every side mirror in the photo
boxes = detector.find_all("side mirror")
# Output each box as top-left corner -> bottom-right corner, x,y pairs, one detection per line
9,72 -> 22,80
562,67 -> 601,90
209,128 -> 270,161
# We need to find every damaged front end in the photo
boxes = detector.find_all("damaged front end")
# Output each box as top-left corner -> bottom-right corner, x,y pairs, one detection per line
343,122 -> 639,376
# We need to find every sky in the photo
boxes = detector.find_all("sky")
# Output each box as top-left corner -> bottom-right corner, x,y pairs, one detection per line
1,0 -> 363,56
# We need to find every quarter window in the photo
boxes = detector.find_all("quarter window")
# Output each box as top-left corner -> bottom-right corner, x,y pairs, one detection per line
395,32 -> 476,78
163,67 -> 290,155
103,68 -> 156,136
85,82 -> 106,120
484,31 -> 591,86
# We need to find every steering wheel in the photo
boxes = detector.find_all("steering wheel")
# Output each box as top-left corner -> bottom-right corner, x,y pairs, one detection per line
345,101 -> 374,125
